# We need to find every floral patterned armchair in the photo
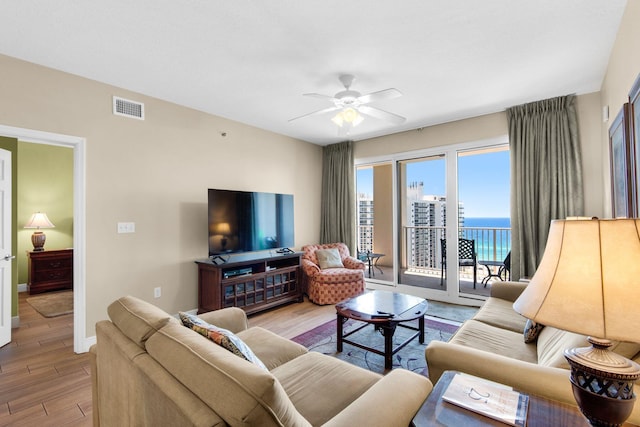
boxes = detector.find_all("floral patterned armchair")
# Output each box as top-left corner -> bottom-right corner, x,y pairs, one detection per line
301,242 -> 366,305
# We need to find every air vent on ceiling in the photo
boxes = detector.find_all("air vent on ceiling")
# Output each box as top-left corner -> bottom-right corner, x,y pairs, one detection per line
113,96 -> 144,120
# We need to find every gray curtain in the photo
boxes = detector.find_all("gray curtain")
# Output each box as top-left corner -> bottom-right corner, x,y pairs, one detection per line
507,95 -> 584,280
320,140 -> 356,253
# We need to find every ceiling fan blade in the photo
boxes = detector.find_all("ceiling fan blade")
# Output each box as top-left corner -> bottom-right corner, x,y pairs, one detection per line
357,88 -> 402,105
288,105 -> 341,122
358,105 -> 406,125
303,93 -> 338,102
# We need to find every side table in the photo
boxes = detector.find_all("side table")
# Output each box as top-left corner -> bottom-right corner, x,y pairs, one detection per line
412,370 -> 639,426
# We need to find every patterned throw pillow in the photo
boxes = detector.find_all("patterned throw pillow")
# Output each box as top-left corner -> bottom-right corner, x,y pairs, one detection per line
178,312 -> 267,370
524,319 -> 545,343
316,248 -> 344,269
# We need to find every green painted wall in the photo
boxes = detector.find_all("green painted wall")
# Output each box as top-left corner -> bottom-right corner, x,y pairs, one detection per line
0,137 -> 18,317
17,142 -> 74,286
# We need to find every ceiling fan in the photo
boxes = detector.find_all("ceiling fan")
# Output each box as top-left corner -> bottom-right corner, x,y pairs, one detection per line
289,74 -> 406,129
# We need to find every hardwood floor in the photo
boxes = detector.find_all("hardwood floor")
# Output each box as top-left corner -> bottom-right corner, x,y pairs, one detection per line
0,293 -> 334,426
249,296 -> 336,339
0,292 -> 92,427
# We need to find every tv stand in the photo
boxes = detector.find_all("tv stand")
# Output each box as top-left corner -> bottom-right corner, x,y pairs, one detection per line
195,251 -> 303,315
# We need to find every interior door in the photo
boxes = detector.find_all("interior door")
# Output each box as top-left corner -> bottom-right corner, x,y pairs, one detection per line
0,149 -> 12,347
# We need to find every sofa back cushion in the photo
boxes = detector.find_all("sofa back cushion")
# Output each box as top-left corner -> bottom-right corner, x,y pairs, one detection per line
107,295 -> 177,348
146,322 -> 310,427
536,326 -> 589,368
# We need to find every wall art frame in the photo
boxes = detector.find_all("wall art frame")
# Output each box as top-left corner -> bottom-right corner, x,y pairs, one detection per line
609,103 -> 634,218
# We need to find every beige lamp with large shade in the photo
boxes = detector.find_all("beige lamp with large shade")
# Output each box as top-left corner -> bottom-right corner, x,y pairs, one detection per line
24,212 -> 55,251
513,218 -> 640,426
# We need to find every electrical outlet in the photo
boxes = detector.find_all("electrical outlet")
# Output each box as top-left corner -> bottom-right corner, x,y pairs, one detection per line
154,287 -> 161,298
117,222 -> 136,233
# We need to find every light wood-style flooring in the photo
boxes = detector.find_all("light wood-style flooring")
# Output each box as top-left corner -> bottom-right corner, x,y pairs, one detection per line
0,293 -> 335,426
0,292 -> 92,426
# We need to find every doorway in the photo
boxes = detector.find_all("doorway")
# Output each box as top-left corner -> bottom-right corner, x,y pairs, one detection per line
0,125 -> 87,353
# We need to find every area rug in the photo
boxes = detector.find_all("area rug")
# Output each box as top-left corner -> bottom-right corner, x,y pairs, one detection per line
291,317 -> 459,375
26,290 -> 73,317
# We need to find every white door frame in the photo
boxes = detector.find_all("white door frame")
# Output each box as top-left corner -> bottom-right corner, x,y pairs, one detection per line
0,125 -> 87,353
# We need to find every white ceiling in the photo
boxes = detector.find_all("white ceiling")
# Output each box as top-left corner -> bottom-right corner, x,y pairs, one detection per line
0,1 -> 627,145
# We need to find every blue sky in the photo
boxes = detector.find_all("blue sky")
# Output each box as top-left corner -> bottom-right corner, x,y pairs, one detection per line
357,150 -> 510,218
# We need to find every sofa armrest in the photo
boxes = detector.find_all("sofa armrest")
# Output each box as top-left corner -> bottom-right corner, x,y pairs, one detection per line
301,258 -> 321,277
197,307 -> 249,333
321,369 -> 432,427
343,256 -> 365,270
425,340 -> 572,404
490,281 -> 528,302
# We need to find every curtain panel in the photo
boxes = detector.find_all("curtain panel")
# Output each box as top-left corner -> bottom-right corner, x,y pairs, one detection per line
507,95 -> 584,280
320,140 -> 356,253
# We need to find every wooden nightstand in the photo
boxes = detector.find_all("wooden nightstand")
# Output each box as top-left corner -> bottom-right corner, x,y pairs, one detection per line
27,249 -> 74,294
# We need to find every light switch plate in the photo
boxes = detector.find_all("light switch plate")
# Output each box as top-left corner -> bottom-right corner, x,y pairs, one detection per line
117,222 -> 135,233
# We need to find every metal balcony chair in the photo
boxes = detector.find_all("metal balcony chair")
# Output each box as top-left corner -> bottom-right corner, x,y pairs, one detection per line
440,238 -> 478,288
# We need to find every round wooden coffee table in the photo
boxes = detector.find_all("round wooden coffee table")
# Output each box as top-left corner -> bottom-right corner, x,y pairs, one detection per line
335,290 -> 428,370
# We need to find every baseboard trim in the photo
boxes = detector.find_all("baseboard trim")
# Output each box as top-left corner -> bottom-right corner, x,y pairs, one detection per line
17,283 -> 27,293
11,315 -> 19,328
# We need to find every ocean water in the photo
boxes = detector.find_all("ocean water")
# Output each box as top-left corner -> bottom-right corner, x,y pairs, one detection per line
462,217 -> 511,260
463,217 -> 510,228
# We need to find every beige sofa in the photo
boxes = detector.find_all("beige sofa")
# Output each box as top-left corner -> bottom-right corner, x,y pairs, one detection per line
91,296 -> 433,427
425,281 -> 640,424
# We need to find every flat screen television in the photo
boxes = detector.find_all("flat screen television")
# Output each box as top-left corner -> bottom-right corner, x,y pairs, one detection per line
208,189 -> 294,256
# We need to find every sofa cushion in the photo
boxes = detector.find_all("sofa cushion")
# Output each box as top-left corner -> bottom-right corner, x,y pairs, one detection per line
179,312 -> 267,370
448,319 -> 538,364
316,248 -> 344,269
536,326 -> 590,369
237,326 -> 308,371
272,352 -> 381,426
524,319 -> 545,343
107,295 -> 176,348
472,297 -> 527,333
146,322 -> 310,427
610,341 -> 640,360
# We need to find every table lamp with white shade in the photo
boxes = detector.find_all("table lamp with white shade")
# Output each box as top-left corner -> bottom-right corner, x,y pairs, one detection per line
513,218 -> 640,426
24,212 -> 55,251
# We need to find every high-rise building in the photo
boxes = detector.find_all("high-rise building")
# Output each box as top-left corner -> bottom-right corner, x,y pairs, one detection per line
357,193 -> 374,253
406,182 -> 464,270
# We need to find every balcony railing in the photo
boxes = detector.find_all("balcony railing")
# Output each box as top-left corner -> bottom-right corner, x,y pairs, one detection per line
359,225 -> 511,276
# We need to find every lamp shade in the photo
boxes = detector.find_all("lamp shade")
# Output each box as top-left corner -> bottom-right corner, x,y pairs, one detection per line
24,212 -> 55,229
215,222 -> 231,235
513,218 -> 640,343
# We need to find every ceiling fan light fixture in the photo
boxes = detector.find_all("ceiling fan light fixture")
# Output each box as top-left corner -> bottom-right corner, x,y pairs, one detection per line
332,107 -> 363,127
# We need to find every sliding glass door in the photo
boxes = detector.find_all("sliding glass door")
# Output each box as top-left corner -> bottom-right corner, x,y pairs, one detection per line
355,138 -> 510,305
456,147 -> 511,297
397,155 -> 449,292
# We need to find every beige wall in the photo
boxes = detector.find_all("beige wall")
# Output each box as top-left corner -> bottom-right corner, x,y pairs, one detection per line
0,54 -> 323,337
600,0 -> 640,217
355,94 -> 604,218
